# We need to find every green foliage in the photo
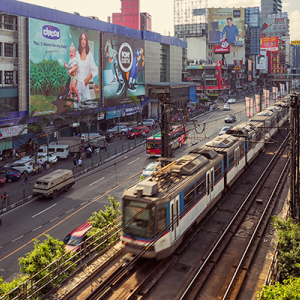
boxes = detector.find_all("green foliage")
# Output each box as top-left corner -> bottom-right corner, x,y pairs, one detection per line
87,196 -> 122,249
0,275 -> 27,297
30,59 -> 69,96
18,234 -> 75,295
272,217 -> 300,279
257,277 -> 300,299
207,94 -> 218,100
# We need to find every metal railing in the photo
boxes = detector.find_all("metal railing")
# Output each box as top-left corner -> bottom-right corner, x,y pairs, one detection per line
0,218 -> 122,300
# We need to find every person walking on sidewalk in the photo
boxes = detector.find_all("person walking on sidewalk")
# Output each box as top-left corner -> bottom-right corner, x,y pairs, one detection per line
22,171 -> 29,184
78,158 -> 82,170
1,192 -> 8,209
105,141 -> 108,152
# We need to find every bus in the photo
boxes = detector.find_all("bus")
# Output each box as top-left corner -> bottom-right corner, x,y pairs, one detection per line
146,125 -> 187,157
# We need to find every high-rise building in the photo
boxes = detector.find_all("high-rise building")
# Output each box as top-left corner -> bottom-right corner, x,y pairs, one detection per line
261,0 -> 282,15
111,0 -> 152,31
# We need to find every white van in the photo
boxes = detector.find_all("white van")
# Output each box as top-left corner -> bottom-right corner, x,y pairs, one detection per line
38,143 -> 69,159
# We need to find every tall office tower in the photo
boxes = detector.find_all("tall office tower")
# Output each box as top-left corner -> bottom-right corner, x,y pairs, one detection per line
261,0 -> 282,15
140,12 -> 152,31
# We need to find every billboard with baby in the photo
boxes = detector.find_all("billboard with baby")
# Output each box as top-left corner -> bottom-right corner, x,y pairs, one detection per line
29,18 -> 99,115
103,33 -> 145,107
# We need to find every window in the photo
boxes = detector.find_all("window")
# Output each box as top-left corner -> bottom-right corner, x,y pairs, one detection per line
239,143 -> 245,159
0,98 -> 18,110
15,43 -> 18,57
16,71 -> 18,85
196,175 -> 205,198
0,43 -> 2,56
214,161 -> 223,184
184,184 -> 195,207
247,136 -> 252,152
4,43 -> 14,57
229,151 -> 235,169
0,71 -> 2,85
3,15 -> 14,30
156,208 -> 167,234
256,130 -> 262,144
4,71 -> 13,84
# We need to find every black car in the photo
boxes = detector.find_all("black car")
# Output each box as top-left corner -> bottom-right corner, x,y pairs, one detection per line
99,131 -> 114,141
224,114 -> 236,123
0,168 -> 22,183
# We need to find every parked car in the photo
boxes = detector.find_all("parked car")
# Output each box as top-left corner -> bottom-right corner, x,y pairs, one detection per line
227,98 -> 236,104
224,114 -> 236,123
99,131 -> 114,141
142,161 -> 161,177
0,175 -> 6,184
127,126 -> 149,139
219,125 -> 233,135
21,153 -> 58,164
0,168 -> 22,183
63,221 -> 92,252
223,104 -> 230,111
4,160 -> 34,174
107,125 -> 128,136
138,119 -> 157,128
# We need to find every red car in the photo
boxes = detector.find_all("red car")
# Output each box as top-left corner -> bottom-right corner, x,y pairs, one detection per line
0,175 -> 7,184
127,126 -> 149,139
63,221 -> 92,252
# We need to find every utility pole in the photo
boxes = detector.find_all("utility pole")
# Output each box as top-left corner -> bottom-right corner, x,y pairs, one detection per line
158,92 -> 173,167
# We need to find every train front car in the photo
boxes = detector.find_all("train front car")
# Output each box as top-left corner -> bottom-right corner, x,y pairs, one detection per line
121,149 -> 225,260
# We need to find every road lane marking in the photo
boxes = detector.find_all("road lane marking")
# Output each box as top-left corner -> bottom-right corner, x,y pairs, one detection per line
12,236 -> 24,243
32,203 -> 57,218
0,170 -> 141,263
128,158 -> 140,165
50,217 -> 59,222
66,208 -> 74,214
32,226 -> 42,232
89,177 -> 105,186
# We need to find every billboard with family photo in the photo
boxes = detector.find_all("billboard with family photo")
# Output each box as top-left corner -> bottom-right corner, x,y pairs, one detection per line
208,8 -> 245,46
29,18 -> 99,115
103,33 -> 145,107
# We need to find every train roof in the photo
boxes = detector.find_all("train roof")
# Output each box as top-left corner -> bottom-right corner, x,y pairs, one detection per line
227,122 -> 261,136
203,134 -> 242,153
123,148 -> 223,202
249,110 -> 275,122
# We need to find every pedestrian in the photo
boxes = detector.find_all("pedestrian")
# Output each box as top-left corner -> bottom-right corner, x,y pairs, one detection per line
1,192 -> 8,209
22,171 -> 29,184
78,158 -> 82,169
50,160 -> 53,169
73,157 -> 77,166
105,141 -> 108,152
87,146 -> 92,158
11,148 -> 16,158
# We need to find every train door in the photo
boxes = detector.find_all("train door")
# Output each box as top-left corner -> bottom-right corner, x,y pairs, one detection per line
235,148 -> 239,169
206,168 -> 214,203
170,195 -> 180,244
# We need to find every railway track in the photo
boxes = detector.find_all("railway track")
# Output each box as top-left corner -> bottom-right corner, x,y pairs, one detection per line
177,133 -> 290,300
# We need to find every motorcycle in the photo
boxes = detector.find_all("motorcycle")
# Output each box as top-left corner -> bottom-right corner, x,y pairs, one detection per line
32,165 -> 43,175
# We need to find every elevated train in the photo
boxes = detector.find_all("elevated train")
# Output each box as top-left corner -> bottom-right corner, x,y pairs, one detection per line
121,101 -> 290,259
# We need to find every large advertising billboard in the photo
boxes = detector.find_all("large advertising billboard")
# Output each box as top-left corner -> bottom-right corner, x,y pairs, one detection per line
103,33 -> 145,107
29,18 -> 99,115
256,50 -> 268,71
260,14 -> 287,34
291,41 -> 300,45
261,36 -> 278,51
208,8 -> 245,46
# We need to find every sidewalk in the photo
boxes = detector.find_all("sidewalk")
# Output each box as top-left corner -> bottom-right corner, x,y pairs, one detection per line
0,127 -> 161,214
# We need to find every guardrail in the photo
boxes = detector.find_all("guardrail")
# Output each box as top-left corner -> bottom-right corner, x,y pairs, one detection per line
0,218 -> 122,300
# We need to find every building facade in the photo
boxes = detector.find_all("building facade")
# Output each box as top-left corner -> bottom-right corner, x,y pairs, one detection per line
261,0 -> 282,14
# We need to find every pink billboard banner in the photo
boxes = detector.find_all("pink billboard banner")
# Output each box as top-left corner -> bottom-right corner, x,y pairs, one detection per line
255,94 -> 261,112
272,87 -> 276,100
266,90 -> 270,105
246,97 -> 253,117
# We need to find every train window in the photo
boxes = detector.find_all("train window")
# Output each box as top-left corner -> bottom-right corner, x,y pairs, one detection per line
196,176 -> 205,198
214,162 -> 222,184
256,130 -> 262,144
229,152 -> 234,169
247,137 -> 252,152
184,184 -> 195,207
239,143 -> 245,159
156,208 -> 167,234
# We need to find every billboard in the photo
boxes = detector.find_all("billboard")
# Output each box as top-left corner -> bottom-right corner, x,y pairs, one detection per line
256,50 -> 268,71
234,60 -> 242,70
260,15 -> 287,34
213,40 -> 230,53
29,18 -> 99,115
103,33 -> 145,107
291,41 -> 300,45
208,8 -> 245,46
245,97 -> 253,117
255,94 -> 261,112
261,36 -> 278,51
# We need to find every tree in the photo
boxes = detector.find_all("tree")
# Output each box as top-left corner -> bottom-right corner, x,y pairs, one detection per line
257,277 -> 300,299
19,111 -> 64,165
128,95 -> 142,125
272,217 -> 300,279
0,275 -> 27,297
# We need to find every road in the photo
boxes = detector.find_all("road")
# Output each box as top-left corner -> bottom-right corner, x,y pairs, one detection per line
0,98 -> 275,282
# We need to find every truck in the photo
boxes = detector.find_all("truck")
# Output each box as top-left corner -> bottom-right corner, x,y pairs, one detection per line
33,169 -> 75,199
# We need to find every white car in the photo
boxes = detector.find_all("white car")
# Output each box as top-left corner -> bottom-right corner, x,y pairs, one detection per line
227,98 -> 236,104
21,153 -> 58,164
107,125 -> 128,136
4,160 -> 34,174
219,125 -> 232,136
142,161 -> 161,177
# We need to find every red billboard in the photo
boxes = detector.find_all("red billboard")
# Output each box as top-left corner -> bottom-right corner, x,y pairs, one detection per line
261,36 -> 278,51
213,40 -> 230,53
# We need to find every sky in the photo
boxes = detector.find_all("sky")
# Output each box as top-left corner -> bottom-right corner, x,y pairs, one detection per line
19,0 -> 300,40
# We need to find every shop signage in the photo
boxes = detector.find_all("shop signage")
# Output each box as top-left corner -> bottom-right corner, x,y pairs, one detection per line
106,110 -> 121,120
0,125 -> 27,139
213,41 -> 230,53
261,36 -> 278,51
97,113 -> 105,120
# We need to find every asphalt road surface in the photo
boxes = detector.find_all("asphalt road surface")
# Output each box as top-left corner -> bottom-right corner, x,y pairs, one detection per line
0,98 -> 276,282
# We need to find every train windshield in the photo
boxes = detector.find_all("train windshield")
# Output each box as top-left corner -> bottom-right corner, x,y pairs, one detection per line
123,200 -> 155,239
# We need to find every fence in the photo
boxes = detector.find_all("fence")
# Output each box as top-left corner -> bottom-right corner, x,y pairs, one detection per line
0,218 -> 122,300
